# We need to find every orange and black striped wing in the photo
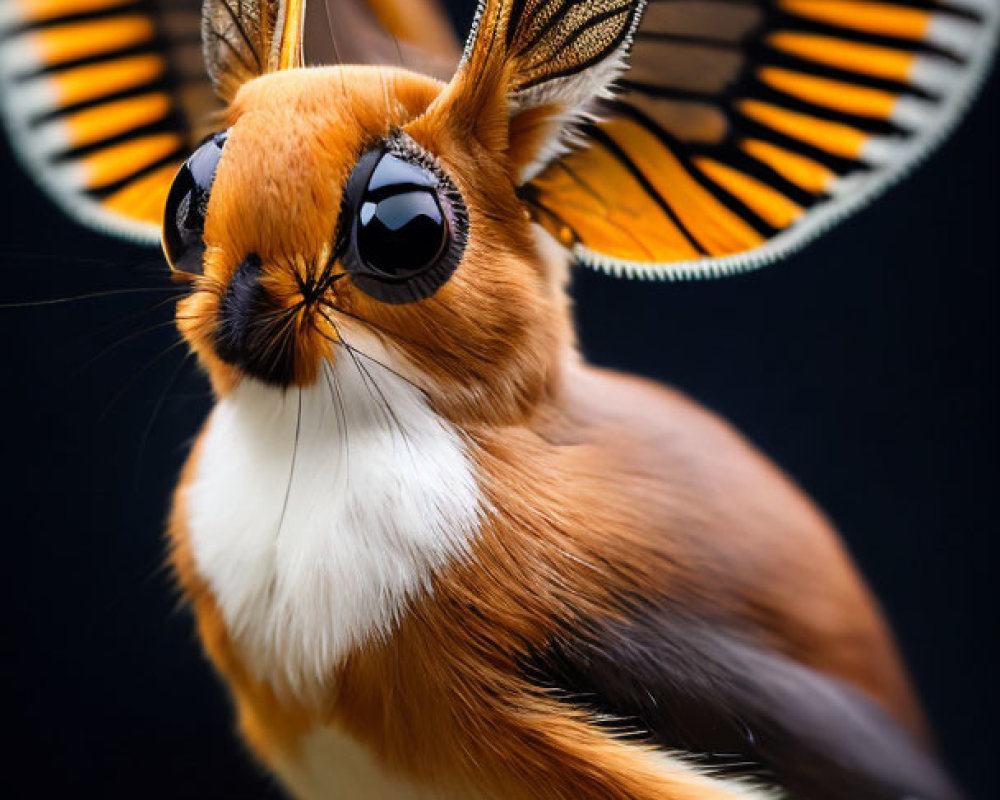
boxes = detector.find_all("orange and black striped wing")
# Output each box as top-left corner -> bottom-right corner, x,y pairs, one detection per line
0,0 -> 460,243
526,0 -> 999,279
0,0 -> 222,242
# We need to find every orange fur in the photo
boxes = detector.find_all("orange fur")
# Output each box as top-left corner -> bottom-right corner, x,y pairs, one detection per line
171,353 -> 924,797
166,14 -> 932,798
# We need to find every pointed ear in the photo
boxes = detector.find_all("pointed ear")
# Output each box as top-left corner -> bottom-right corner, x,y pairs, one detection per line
437,0 -> 646,182
202,0 -> 307,101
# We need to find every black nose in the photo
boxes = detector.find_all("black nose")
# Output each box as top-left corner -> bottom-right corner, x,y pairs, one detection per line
215,254 -> 296,385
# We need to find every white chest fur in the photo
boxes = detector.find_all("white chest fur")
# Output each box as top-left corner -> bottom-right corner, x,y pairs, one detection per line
184,342 -> 482,698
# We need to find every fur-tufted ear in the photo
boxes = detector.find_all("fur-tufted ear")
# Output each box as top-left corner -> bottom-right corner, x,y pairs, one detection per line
440,0 -> 647,182
202,0 -> 307,101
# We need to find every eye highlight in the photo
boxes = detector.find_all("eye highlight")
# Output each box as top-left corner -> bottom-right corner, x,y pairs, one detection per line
163,131 -> 228,274
357,190 -> 446,278
340,139 -> 468,304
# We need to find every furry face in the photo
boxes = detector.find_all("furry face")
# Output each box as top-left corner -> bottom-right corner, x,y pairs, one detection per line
172,66 -> 569,425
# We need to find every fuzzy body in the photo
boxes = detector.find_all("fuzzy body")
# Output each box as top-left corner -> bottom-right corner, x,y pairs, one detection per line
170,344 -> 926,800
163,63 -> 947,800
161,44 -> 955,800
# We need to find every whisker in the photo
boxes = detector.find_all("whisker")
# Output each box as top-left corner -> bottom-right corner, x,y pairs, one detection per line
321,0 -> 343,65
356,351 -> 413,459
71,319 -> 181,379
98,338 -> 189,424
349,341 -> 429,402
321,359 -> 350,488
316,269 -> 349,295
350,343 -> 394,428
275,388 -> 304,544
322,313 -> 414,457
317,298 -> 442,362
85,292 -> 191,340
390,32 -> 406,71
261,304 -> 305,376
315,307 -> 429,398
321,313 -> 390,423
0,251 -> 167,271
133,350 -> 196,484
0,287 -> 187,310
213,300 -> 303,379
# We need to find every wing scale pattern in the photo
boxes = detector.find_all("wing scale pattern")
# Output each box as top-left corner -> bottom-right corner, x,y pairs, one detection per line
0,0 -> 217,241
525,0 -> 1000,278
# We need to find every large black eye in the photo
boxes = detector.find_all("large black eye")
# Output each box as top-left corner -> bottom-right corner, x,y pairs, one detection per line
163,131 -> 228,274
357,191 -> 446,277
340,142 -> 467,304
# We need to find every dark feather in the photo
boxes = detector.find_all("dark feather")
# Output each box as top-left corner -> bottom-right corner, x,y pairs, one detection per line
521,609 -> 962,800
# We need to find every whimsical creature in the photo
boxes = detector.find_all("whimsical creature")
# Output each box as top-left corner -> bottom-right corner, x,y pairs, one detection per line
1,0 -> 996,797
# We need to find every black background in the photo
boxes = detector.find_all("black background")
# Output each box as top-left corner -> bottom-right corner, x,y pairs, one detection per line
0,2 -> 996,797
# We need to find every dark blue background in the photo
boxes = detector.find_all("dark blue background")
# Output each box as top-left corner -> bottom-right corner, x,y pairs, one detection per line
0,2 -> 996,797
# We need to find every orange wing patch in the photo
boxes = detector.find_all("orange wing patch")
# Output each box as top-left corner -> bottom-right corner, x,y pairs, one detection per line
0,0 -> 214,239
757,68 -> 898,120
526,0 -> 998,278
738,101 -> 869,161
58,94 -> 173,150
766,33 -> 916,84
779,0 -> 931,41
32,15 -> 155,65
601,119 -> 765,257
1,0 -> 444,241
740,140 -> 834,195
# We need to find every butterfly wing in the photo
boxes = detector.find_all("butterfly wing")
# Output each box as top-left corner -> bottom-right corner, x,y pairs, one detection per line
0,0 -> 222,242
0,0 -> 459,244
523,0 -> 1000,279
